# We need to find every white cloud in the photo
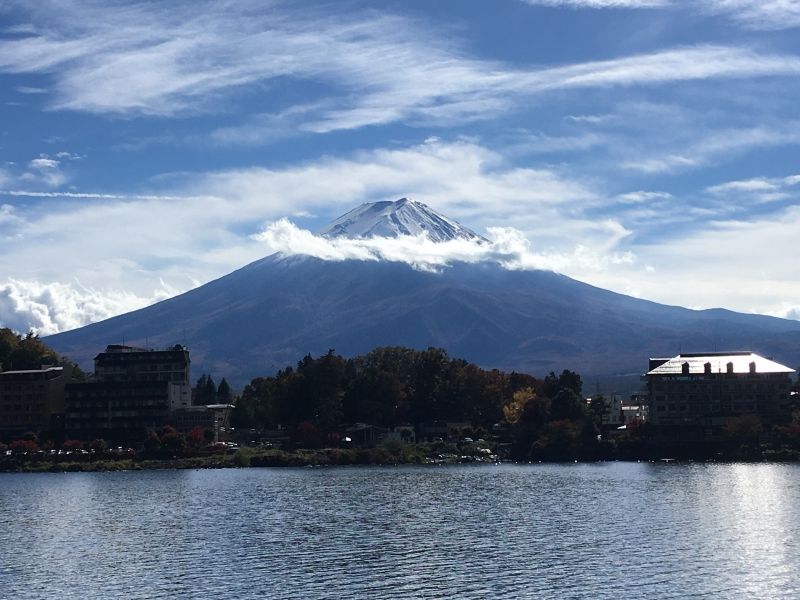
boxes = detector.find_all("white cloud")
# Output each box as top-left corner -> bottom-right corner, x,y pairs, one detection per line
623,125 -> 800,173
520,0 -> 669,7
706,178 -> 779,194
252,218 -> 635,274
0,278 -> 180,335
54,151 -> 83,161
521,0 -> 800,30
504,131 -> 609,154
768,303 -> 800,321
616,190 -> 673,203
704,0 -> 800,30
0,2 -> 797,133
0,204 -> 23,228
705,173 -> 800,203
14,85 -> 47,94
28,157 -> 58,170
586,203 -> 800,319
19,154 -> 67,188
564,114 -> 614,124
0,189 -> 217,201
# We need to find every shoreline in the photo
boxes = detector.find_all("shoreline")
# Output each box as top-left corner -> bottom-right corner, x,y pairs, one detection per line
3,449 -> 799,474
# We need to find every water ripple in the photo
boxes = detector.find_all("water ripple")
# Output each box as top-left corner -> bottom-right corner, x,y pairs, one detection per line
1,463 -> 799,599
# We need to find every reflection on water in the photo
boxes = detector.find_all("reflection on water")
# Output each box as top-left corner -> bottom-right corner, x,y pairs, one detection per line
1,463 -> 799,599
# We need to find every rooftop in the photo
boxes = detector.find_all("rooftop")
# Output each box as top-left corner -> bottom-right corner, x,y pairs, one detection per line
647,352 -> 795,376
0,366 -> 64,376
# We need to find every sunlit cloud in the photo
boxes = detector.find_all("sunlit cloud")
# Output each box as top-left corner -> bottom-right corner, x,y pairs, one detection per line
252,218 -> 635,274
615,190 -> 673,203
0,278 -> 182,335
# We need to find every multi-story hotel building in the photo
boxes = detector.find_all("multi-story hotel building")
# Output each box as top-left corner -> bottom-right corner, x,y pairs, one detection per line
646,352 -> 795,430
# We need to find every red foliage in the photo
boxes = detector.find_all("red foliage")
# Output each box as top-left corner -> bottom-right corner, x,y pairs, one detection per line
9,439 -> 39,454
186,426 -> 206,447
62,439 -> 85,451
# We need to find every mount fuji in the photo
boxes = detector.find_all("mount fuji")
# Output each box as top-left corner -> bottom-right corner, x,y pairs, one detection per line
319,197 -> 486,242
47,198 -> 800,387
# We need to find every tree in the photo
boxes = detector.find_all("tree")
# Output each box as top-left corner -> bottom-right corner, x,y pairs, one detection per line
503,387 -> 536,425
9,439 -> 39,454
216,378 -> 232,404
186,426 -> 206,448
531,420 -> 580,461
159,426 -> 186,456
9,332 -> 59,371
0,328 -> 86,377
194,374 -> 217,405
143,429 -> 161,454
90,438 -> 108,455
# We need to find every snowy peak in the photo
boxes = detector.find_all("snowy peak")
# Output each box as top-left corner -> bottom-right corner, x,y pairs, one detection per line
319,198 -> 485,243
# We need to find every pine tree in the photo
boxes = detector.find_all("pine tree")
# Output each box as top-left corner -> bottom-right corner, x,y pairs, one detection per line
217,378 -> 232,404
194,374 -> 217,405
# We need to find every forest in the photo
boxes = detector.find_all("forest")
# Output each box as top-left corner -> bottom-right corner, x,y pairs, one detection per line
230,346 -> 606,460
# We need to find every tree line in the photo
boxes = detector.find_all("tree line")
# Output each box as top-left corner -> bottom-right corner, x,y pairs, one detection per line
230,346 -> 605,459
0,328 -> 85,377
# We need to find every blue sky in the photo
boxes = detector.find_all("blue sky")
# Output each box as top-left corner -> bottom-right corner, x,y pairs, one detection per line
1,0 -> 799,334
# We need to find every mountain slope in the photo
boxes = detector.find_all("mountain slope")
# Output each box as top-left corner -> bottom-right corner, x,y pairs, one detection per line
46,254 -> 800,386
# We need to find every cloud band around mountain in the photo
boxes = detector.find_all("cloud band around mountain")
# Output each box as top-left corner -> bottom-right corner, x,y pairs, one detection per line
252,218 -> 636,274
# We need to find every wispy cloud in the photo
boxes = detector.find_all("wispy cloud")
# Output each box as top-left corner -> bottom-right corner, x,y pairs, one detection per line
564,114 -> 615,125
0,151 -> 89,190
704,0 -> 800,31
621,204 -> 800,319
0,203 -> 24,228
18,154 -> 68,188
519,1 -> 669,8
14,85 -> 47,94
0,1 -> 797,134
705,173 -> 800,203
622,124 -> 800,173
615,190 -> 673,203
521,0 -> 800,30
0,189 -> 218,201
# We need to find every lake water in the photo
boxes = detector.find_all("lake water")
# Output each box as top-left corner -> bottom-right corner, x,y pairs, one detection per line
1,463 -> 799,599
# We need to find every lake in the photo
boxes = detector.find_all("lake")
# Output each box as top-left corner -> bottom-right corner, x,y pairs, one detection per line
1,463 -> 799,599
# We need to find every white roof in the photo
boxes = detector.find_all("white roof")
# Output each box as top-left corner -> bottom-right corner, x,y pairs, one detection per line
647,352 -> 794,375
0,366 -> 64,376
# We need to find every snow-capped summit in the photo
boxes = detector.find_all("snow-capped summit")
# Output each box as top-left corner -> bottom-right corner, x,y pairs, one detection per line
319,198 -> 486,243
